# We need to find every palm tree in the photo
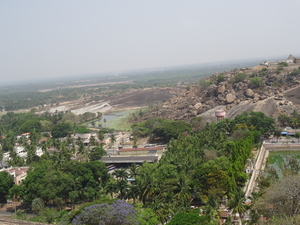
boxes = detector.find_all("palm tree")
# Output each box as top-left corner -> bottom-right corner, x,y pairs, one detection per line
127,183 -> 140,204
32,198 -> 44,214
173,174 -> 191,208
89,135 -> 97,146
105,180 -> 118,199
204,196 -> 221,225
115,179 -> 128,200
274,127 -> 282,142
110,133 -> 116,154
228,190 -> 248,223
150,197 -> 174,224
66,134 -> 74,145
129,164 -> 139,180
98,131 -> 104,147
103,118 -> 107,128
112,169 -> 128,181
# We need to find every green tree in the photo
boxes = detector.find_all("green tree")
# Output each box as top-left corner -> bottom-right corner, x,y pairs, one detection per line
228,190 -> 248,222
89,146 -> 106,161
51,123 -> 72,138
295,132 -> 300,143
97,130 -> 105,146
110,133 -> 116,150
151,119 -> 192,142
31,198 -> 45,214
135,204 -> 160,225
168,209 -> 210,225
278,114 -> 291,127
0,171 -> 14,202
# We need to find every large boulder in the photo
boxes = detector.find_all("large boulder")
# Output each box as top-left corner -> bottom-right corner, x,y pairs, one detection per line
245,89 -> 254,97
206,100 -> 216,107
217,85 -> 226,94
206,84 -> 217,97
194,103 -> 202,109
226,93 -> 236,104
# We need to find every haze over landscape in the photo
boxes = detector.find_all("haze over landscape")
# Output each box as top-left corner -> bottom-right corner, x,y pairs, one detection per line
3,2 -> 300,225
1,0 -> 300,84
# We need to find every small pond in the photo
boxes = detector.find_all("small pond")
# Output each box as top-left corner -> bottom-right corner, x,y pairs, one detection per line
265,151 -> 300,178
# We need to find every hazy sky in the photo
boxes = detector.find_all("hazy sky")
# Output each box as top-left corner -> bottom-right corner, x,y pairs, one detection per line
1,1 -> 300,83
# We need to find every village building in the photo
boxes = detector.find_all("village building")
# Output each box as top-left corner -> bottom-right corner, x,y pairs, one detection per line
261,54 -> 300,66
2,167 -> 30,185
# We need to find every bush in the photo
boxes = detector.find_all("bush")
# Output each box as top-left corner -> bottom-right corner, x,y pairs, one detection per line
234,73 -> 247,83
199,80 -> 212,90
216,75 -> 225,84
291,69 -> 300,76
278,62 -> 288,67
277,66 -> 284,70
249,77 -> 263,88
261,67 -> 268,72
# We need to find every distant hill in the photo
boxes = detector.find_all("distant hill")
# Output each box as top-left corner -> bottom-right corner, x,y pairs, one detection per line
139,55 -> 300,122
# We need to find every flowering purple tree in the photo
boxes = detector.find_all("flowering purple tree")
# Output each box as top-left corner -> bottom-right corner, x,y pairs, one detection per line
72,200 -> 138,225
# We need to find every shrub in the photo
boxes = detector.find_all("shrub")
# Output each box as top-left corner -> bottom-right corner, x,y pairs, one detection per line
249,77 -> 263,88
216,75 -> 225,84
278,62 -> 288,67
277,66 -> 284,71
199,80 -> 212,90
234,73 -> 247,83
291,69 -> 300,76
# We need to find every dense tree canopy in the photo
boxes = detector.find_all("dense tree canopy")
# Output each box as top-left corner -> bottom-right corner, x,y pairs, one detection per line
20,160 -> 109,205
0,171 -> 14,202
51,123 -> 72,138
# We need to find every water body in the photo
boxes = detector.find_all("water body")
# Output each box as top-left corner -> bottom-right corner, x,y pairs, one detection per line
87,110 -> 134,128
87,114 -> 119,127
265,151 -> 300,178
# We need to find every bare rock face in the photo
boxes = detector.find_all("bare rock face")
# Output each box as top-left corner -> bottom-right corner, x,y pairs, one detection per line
226,93 -> 236,104
245,89 -> 254,97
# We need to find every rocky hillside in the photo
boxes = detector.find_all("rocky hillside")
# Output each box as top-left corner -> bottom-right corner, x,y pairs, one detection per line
141,59 -> 300,122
